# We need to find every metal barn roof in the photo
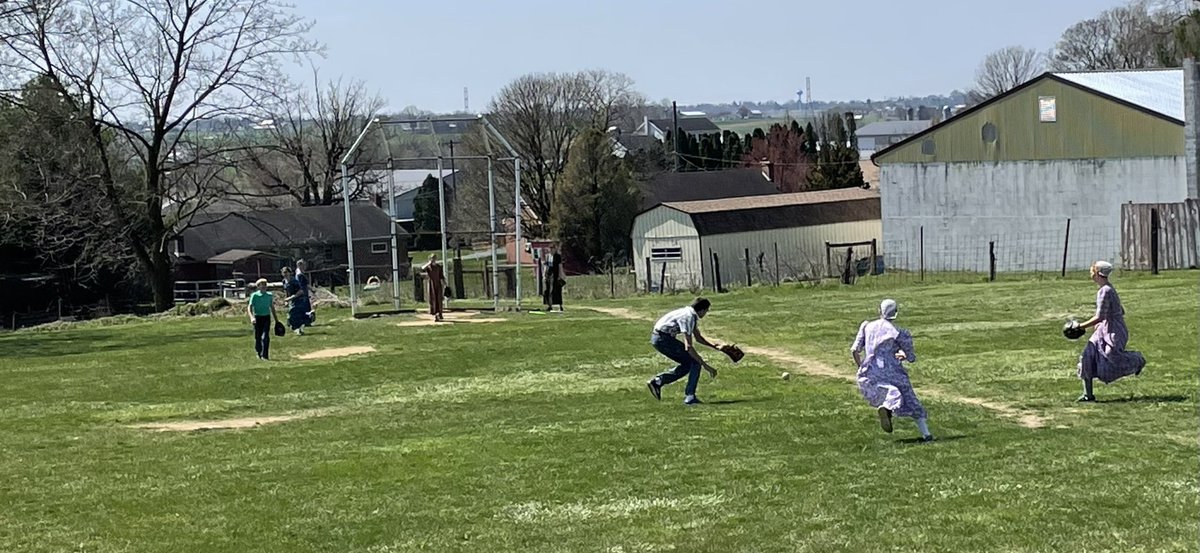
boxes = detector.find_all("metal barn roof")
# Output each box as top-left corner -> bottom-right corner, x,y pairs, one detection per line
657,188 -> 880,235
1052,69 -> 1183,122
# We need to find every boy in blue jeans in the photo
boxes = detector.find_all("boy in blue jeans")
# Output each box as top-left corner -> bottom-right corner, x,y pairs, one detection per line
247,278 -> 281,360
646,297 -> 725,405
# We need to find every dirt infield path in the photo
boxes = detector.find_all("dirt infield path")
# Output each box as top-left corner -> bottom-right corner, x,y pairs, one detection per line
582,306 -> 1048,429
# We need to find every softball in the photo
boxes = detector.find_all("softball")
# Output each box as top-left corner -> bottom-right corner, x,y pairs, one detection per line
781,371 -> 791,381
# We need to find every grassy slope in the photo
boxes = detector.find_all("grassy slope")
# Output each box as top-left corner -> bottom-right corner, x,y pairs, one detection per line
0,272 -> 1195,552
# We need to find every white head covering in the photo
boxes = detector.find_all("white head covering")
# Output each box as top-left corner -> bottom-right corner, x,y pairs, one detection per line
880,299 -> 898,320
1093,260 -> 1113,278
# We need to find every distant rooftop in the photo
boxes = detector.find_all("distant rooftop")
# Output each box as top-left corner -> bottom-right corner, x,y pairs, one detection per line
856,120 -> 932,137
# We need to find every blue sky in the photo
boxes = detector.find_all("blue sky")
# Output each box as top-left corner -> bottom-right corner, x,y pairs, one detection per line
287,0 -> 1131,112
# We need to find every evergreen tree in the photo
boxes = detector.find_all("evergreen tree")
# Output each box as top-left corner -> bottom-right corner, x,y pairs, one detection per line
551,128 -> 641,267
412,175 -> 443,250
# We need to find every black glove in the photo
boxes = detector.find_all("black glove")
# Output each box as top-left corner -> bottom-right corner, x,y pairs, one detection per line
1062,320 -> 1085,340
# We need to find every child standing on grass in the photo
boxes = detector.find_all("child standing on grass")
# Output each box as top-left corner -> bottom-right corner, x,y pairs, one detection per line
851,299 -> 933,442
247,278 -> 281,360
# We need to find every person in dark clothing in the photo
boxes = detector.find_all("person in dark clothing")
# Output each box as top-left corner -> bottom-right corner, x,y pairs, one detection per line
542,252 -> 566,312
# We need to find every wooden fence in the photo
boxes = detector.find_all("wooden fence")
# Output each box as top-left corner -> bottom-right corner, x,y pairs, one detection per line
1121,199 -> 1200,271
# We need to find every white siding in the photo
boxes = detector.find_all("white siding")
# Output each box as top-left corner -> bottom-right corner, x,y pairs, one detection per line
881,157 -> 1187,271
631,207 -> 703,291
701,220 -> 883,287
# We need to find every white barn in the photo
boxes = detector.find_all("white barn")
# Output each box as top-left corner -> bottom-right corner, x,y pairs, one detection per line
872,69 -> 1191,272
631,188 -> 882,290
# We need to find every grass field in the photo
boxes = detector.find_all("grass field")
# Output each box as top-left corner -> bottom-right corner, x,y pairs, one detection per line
1,272 -> 1197,552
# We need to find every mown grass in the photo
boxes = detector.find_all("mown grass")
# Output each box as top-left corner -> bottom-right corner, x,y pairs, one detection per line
0,271 -> 1195,552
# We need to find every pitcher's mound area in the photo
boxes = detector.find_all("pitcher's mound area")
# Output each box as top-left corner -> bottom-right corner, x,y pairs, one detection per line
296,345 -> 377,359
395,312 -> 506,327
135,414 -> 308,432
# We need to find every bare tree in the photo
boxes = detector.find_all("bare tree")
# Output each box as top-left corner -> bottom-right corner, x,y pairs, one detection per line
1049,0 -> 1185,71
972,46 -> 1044,101
0,0 -> 317,310
248,71 -> 386,206
485,70 -> 644,235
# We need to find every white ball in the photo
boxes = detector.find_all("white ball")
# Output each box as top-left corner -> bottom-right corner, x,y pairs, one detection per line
781,372 -> 791,381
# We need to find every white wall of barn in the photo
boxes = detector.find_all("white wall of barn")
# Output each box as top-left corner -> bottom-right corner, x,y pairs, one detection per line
631,207 -> 703,291
881,157 -> 1187,272
700,220 -> 883,287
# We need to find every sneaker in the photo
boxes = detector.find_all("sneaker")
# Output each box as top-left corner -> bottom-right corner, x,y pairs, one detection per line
646,379 -> 662,401
878,407 -> 894,433
920,434 -> 935,443
294,328 -> 303,336
1076,394 -> 1096,403
683,396 -> 702,405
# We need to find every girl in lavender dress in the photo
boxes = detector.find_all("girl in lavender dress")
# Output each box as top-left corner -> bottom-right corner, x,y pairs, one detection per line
1071,261 -> 1145,402
851,299 -> 933,442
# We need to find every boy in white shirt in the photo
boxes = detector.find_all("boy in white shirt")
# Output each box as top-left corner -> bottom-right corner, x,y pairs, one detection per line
646,297 -> 725,405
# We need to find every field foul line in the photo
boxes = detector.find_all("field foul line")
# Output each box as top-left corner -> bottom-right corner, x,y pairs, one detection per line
582,306 -> 1050,429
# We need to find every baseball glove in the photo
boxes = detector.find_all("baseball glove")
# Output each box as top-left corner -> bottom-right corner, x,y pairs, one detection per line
1062,320 -> 1085,340
719,344 -> 745,363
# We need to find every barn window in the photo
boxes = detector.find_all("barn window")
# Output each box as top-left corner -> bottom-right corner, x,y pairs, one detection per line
651,246 -> 683,261
920,138 -> 935,155
371,242 -> 388,254
981,122 -> 997,143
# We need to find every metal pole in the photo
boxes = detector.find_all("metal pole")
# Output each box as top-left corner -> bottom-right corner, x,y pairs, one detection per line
437,156 -> 449,268
339,118 -> 379,315
1061,218 -> 1071,278
672,101 -> 679,173
487,157 -> 500,311
341,163 -> 358,313
514,158 -> 523,310
385,161 -> 401,311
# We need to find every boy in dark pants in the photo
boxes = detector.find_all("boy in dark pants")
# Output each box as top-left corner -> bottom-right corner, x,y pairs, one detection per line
247,278 -> 281,360
646,297 -> 725,405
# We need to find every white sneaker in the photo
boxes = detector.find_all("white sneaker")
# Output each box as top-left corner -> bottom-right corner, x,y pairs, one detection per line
295,328 -> 303,336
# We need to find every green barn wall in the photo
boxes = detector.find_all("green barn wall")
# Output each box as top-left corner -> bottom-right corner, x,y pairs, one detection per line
875,78 -> 1184,164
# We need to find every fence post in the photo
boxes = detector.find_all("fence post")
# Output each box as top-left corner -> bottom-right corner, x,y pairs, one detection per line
1061,218 -> 1071,277
919,226 -> 925,282
744,247 -> 752,287
659,263 -> 667,294
1151,208 -> 1160,275
483,259 -> 491,298
414,273 -> 424,302
989,241 -> 996,282
774,242 -> 780,286
870,239 -> 878,275
609,261 -> 615,299
452,257 -> 465,299
644,257 -> 651,293
713,253 -> 723,293
825,241 -> 832,278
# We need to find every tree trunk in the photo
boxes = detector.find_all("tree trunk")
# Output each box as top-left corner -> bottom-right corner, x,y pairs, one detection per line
148,248 -> 175,311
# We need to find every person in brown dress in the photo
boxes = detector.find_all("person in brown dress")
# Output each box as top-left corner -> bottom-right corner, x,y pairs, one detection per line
422,253 -> 445,322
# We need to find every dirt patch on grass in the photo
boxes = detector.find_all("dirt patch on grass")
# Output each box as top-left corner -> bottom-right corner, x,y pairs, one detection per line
296,346 -> 376,359
581,306 -> 652,321
134,412 -> 316,432
395,312 -> 507,327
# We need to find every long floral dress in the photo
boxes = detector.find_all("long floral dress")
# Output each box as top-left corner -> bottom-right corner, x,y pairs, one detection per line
1078,284 -> 1145,384
852,319 -> 927,419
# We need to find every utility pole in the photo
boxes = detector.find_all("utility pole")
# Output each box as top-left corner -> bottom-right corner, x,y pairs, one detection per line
672,100 -> 679,173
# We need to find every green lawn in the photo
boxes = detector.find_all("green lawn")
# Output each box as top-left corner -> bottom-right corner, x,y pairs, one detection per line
0,272 -> 1196,552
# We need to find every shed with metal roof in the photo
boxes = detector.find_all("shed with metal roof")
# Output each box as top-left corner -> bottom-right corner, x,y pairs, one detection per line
631,188 -> 881,290
871,68 -> 1189,272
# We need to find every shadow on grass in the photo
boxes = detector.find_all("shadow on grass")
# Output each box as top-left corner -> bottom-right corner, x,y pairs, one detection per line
894,434 -> 970,445
1099,395 -> 1192,404
0,325 -> 250,360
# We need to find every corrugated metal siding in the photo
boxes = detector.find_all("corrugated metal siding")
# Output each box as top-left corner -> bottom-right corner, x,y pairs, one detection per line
876,79 -> 1184,164
631,207 -> 703,290
701,220 -> 883,287
1121,200 -> 1200,270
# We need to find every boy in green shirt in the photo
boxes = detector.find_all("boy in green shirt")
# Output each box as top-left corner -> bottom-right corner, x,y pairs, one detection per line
247,278 -> 281,360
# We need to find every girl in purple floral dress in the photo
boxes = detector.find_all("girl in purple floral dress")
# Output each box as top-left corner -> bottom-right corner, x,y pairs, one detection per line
1071,261 -> 1145,402
851,299 -> 933,442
